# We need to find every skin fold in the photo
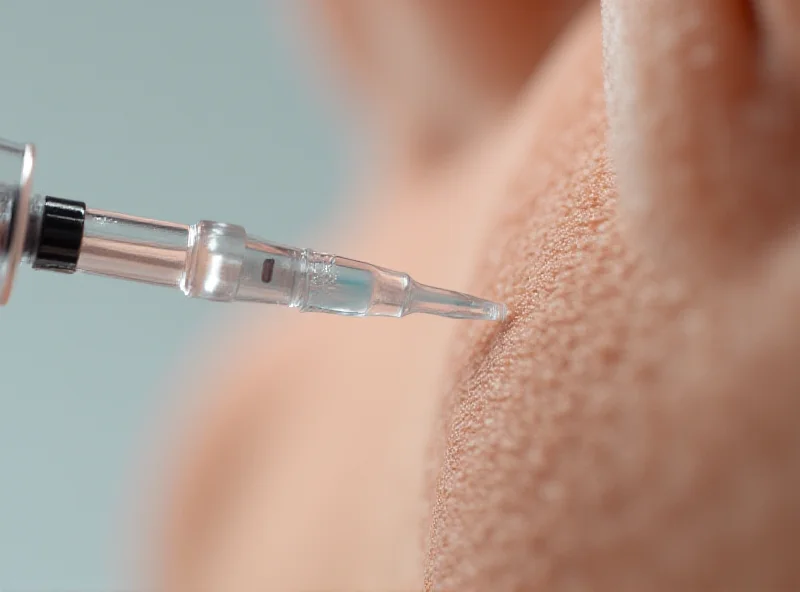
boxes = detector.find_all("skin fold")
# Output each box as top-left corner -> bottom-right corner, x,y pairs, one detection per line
153,2 -> 800,590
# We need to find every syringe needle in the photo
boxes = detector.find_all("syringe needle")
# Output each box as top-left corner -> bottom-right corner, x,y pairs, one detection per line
0,134 -> 507,320
17,198 -> 509,321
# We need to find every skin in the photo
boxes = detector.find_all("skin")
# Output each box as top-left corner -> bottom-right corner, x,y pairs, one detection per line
153,2 -> 800,590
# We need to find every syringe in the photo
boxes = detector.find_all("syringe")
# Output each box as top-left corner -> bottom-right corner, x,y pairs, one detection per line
0,138 -> 506,321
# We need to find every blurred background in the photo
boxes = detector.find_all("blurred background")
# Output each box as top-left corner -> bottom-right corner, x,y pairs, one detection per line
0,1 -> 347,588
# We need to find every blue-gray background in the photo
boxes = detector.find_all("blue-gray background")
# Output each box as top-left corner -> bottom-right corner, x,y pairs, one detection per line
0,1 -> 346,588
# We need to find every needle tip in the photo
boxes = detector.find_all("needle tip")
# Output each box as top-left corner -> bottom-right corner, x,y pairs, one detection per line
487,301 -> 508,322
407,281 -> 508,321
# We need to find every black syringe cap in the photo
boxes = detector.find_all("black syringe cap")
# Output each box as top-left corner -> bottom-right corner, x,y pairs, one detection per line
32,196 -> 86,273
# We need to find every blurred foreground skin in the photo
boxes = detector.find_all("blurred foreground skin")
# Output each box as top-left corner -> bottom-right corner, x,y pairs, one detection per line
153,1 -> 800,590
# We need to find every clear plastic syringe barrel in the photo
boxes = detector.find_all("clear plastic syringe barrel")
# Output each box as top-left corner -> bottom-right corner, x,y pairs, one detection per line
74,213 -> 505,320
76,215 -> 380,312
78,209 -> 190,286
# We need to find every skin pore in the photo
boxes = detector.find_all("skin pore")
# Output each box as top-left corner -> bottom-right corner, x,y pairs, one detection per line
155,2 -> 800,590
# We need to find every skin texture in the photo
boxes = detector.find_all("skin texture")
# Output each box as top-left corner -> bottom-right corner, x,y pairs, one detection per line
154,2 -> 800,590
